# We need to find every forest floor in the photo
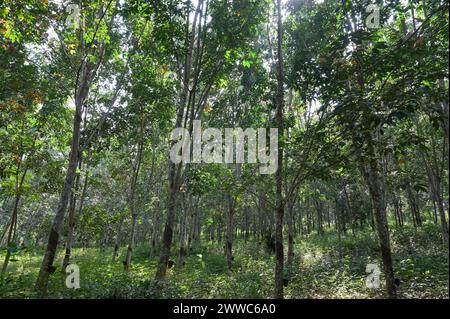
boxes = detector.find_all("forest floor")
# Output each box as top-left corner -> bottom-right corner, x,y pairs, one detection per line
0,223 -> 448,299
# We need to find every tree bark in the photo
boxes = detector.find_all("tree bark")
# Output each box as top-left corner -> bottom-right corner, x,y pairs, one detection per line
274,0 -> 285,299
424,158 -> 449,247
61,155 -> 83,271
35,92 -> 84,295
34,1 -> 111,292
112,218 -> 124,262
177,198 -> 188,267
154,0 -> 202,280
1,173 -> 25,274
1,126 -> 34,273
226,193 -> 235,271
124,137 -> 144,271
365,141 -> 397,299
286,200 -> 295,269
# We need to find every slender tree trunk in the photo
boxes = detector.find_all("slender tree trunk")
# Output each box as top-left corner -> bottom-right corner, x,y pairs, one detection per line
155,171 -> 180,280
431,199 -> 438,224
421,141 -> 449,247
335,199 -> 343,258
287,200 -> 295,269
124,213 -> 137,271
398,198 -> 404,227
35,96 -> 84,294
393,196 -> 400,227
217,223 -> 222,244
225,193 -> 235,271
274,0 -> 285,299
1,187 -> 22,274
426,164 -> 449,247
406,183 -> 422,227
155,0 -> 202,280
61,155 -> 83,271
365,141 -> 397,299
326,203 -> 331,228
62,140 -> 91,270
177,199 -> 188,267
1,127 -> 34,273
112,218 -> 124,262
35,0 -> 114,293
314,198 -> 324,235
124,138 -> 144,271
244,207 -> 249,244
297,205 -> 302,236
61,189 -> 77,271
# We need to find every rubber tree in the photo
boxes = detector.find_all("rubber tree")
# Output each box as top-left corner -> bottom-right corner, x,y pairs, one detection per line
36,1 -> 119,295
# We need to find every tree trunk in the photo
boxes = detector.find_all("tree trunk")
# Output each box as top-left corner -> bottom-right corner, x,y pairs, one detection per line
425,163 -> 449,247
124,213 -> 137,271
420,138 -> 449,247
225,193 -> 235,271
124,138 -> 144,271
155,173 -> 180,280
274,0 -> 285,299
61,155 -> 83,271
1,186 -> 22,274
112,218 -> 124,262
154,0 -> 203,280
406,183 -> 421,227
365,141 -> 397,299
61,189 -> 77,271
177,199 -> 188,267
314,198 -> 324,236
287,200 -> 295,269
2,130 -> 33,273
35,97 -> 84,295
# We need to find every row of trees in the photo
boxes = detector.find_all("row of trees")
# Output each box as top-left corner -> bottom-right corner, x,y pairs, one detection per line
0,0 -> 448,298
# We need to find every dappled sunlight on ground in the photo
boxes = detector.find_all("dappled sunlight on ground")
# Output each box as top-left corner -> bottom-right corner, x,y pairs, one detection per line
0,224 -> 448,299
